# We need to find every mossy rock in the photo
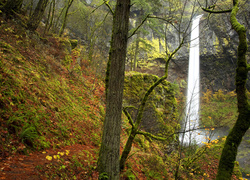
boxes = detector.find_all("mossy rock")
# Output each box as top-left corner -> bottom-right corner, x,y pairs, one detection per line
60,38 -> 72,53
123,71 -> 179,138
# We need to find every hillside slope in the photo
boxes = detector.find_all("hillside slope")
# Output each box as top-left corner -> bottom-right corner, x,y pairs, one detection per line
0,17 -> 106,179
0,16 -> 244,180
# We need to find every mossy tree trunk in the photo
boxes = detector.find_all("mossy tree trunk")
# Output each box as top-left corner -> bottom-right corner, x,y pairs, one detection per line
58,0 -> 74,37
43,0 -> 55,35
201,0 -> 249,179
47,0 -> 55,32
27,0 -> 49,31
97,0 -> 130,179
1,0 -> 23,17
215,0 -> 249,179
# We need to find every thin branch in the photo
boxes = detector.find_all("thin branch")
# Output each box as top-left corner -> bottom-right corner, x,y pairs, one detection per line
176,125 -> 224,134
123,107 -> 135,128
138,124 -> 224,142
137,130 -> 168,141
148,15 -> 179,32
91,2 -> 105,14
201,7 -> 232,13
103,0 -> 114,15
128,14 -> 150,39
68,8 -> 79,15
148,15 -> 173,23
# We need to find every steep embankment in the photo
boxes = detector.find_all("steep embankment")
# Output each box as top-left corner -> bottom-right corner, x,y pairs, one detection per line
0,18 -> 105,179
0,16 -> 244,180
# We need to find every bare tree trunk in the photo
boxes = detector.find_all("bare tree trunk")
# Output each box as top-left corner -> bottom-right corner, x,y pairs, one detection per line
27,0 -> 49,31
98,0 -> 130,179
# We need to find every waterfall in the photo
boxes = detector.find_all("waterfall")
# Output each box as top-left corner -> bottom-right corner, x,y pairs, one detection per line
182,15 -> 203,144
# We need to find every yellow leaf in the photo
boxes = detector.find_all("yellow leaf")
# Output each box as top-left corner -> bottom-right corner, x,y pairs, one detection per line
59,152 -> 65,156
46,155 -> 52,161
53,155 -> 60,159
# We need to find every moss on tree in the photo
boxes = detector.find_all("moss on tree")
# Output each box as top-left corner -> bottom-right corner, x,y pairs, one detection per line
201,0 -> 250,179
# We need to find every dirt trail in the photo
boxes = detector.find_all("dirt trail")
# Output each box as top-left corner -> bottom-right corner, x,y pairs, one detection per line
0,144 -> 97,180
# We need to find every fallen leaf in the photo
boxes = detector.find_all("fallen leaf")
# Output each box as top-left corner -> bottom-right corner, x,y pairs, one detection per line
2,167 -> 11,171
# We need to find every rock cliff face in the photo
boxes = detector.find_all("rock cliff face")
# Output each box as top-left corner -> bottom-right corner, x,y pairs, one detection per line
137,12 -> 250,93
123,72 -> 179,138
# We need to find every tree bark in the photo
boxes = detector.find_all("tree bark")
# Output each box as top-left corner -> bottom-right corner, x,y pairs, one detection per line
98,0 -> 130,179
47,0 -> 55,32
59,0 -> 74,37
26,0 -> 49,31
216,0 -> 250,179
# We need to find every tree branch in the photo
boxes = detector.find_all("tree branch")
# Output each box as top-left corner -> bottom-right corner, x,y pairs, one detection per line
128,14 -> 150,39
148,15 -> 173,23
137,130 -> 168,141
201,7 -> 232,14
123,107 -> 135,128
103,0 -> 114,15
91,2 -> 104,14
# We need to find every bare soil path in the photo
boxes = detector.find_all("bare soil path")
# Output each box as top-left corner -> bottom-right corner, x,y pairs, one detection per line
0,144 -> 98,180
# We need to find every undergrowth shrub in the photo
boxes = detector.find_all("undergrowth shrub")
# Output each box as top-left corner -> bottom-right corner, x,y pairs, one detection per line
200,89 -> 238,127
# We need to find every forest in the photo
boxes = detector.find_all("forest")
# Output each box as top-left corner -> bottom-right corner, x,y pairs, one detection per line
0,0 -> 249,179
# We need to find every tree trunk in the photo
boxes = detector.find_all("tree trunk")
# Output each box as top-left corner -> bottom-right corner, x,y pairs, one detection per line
133,36 -> 139,70
216,0 -> 250,179
59,0 -> 74,37
47,0 -> 55,32
98,0 -> 130,179
120,127 -> 137,170
26,0 -> 49,31
43,0 -> 52,35
2,0 -> 23,16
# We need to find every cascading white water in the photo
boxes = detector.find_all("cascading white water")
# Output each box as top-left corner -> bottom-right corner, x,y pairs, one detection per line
182,15 -> 204,144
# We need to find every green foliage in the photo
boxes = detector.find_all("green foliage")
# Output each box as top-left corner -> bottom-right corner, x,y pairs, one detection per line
20,124 -> 38,146
213,89 -> 226,101
202,89 -> 213,103
200,89 -> 238,127
99,172 -> 109,180
123,72 -> 179,137
0,23 -> 105,156
131,0 -> 162,14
